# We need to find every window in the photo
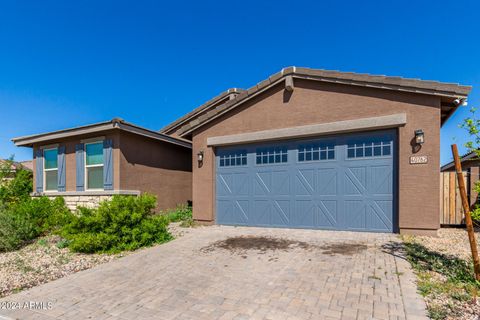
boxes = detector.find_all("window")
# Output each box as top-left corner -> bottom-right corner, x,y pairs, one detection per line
219,150 -> 247,167
298,143 -> 335,162
347,138 -> 392,159
256,147 -> 288,165
44,148 -> 58,191
85,142 -> 104,190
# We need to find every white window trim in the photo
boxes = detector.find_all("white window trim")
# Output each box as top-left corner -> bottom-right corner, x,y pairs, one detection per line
84,141 -> 104,191
43,147 -> 58,193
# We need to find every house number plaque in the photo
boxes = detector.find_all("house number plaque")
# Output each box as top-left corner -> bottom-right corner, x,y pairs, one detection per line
410,155 -> 428,164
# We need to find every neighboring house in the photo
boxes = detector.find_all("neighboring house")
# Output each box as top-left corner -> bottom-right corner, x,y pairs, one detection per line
0,159 -> 33,182
441,151 -> 480,209
12,119 -> 192,210
19,160 -> 34,171
13,67 -> 472,235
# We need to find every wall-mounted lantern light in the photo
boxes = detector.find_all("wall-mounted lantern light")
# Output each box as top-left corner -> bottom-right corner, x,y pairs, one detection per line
415,129 -> 425,145
197,150 -> 204,163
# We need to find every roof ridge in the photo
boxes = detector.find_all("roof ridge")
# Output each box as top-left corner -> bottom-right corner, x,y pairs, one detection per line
177,67 -> 472,136
160,87 -> 244,134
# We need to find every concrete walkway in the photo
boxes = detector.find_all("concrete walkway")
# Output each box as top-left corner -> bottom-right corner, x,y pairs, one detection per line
0,226 -> 428,320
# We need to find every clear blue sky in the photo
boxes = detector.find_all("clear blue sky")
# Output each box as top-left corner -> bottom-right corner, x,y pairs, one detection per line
0,0 -> 478,165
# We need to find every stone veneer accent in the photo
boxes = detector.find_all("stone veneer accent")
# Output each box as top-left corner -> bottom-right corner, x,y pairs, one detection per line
48,195 -> 114,211
32,190 -> 140,212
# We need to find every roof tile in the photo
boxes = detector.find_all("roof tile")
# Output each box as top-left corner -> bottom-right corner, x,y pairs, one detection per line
178,66 -> 472,135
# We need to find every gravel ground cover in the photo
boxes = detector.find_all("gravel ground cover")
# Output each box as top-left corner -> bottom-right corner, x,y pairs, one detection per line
0,236 -> 126,298
406,228 -> 480,320
416,228 -> 480,262
0,222 -> 194,299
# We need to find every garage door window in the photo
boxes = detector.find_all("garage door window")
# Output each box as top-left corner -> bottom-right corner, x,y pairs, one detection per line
298,143 -> 335,162
219,150 -> 247,167
347,139 -> 392,159
256,147 -> 288,165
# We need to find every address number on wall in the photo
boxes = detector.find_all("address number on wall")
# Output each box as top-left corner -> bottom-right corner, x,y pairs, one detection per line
410,155 -> 428,164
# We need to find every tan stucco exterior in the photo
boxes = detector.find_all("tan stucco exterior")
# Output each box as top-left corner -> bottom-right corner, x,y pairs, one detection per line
119,131 -> 192,210
190,79 -> 442,233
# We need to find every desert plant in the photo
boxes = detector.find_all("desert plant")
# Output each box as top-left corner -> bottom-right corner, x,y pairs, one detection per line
161,204 -> 192,223
60,194 -> 172,253
0,197 -> 72,252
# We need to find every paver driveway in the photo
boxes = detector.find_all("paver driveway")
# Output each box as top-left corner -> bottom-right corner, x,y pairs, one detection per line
0,226 -> 428,320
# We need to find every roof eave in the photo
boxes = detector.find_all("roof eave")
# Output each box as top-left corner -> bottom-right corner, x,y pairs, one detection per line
12,119 -> 192,149
160,88 -> 244,134
178,69 -> 471,137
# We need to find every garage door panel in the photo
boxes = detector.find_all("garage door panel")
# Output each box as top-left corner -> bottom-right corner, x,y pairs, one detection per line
216,130 -> 396,232
271,171 -> 290,195
344,167 -> 367,195
217,200 -> 249,225
254,172 -> 271,195
317,200 -> 338,227
217,172 -> 250,196
295,169 -> 315,195
344,200 -> 367,230
252,199 -> 290,226
317,168 -> 337,195
370,166 -> 393,194
217,174 -> 233,196
293,200 -> 316,227
369,200 -> 393,231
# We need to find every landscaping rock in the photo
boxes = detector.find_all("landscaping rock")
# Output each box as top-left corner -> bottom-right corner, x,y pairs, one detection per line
0,236 -> 126,298
408,228 -> 480,320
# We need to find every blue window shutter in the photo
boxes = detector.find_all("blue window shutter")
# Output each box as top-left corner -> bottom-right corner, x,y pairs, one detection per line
35,148 -> 43,193
57,145 -> 66,192
75,144 -> 85,191
103,139 -> 113,190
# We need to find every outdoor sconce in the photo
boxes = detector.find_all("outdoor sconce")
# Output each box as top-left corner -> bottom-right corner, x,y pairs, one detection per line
197,150 -> 204,163
415,129 -> 425,145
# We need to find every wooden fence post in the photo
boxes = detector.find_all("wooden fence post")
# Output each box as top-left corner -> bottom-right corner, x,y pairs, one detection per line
452,144 -> 480,281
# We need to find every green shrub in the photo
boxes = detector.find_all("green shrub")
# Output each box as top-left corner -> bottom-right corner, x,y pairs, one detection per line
471,206 -> 480,222
162,204 -> 192,223
0,159 -> 33,205
56,238 -> 71,249
0,197 -> 72,252
61,194 -> 172,253
0,210 -> 28,251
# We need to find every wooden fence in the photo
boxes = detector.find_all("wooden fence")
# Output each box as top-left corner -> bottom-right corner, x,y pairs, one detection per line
440,171 -> 467,225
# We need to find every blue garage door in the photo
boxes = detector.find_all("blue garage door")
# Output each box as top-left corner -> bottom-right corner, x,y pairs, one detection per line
215,130 -> 396,232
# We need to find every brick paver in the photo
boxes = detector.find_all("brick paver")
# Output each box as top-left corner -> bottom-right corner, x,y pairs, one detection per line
0,226 -> 428,319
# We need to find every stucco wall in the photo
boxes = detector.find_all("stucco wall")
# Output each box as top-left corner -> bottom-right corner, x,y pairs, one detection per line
119,131 -> 192,210
191,79 -> 442,233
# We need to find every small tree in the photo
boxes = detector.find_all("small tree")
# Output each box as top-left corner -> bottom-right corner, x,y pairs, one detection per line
0,157 -> 33,205
459,107 -> 480,281
460,108 -> 480,220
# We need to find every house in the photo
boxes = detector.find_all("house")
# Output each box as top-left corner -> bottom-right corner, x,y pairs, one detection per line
0,159 -> 33,183
12,119 -> 192,210
441,151 -> 480,219
13,67 -> 471,234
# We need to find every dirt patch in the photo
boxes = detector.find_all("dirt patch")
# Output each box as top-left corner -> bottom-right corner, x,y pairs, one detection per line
201,236 -> 313,254
201,236 -> 368,257
321,243 -> 368,256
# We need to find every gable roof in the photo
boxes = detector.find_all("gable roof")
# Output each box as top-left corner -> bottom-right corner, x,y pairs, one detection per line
177,66 -> 472,137
0,159 -> 33,172
12,118 -> 192,149
441,150 -> 479,171
160,88 -> 243,135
